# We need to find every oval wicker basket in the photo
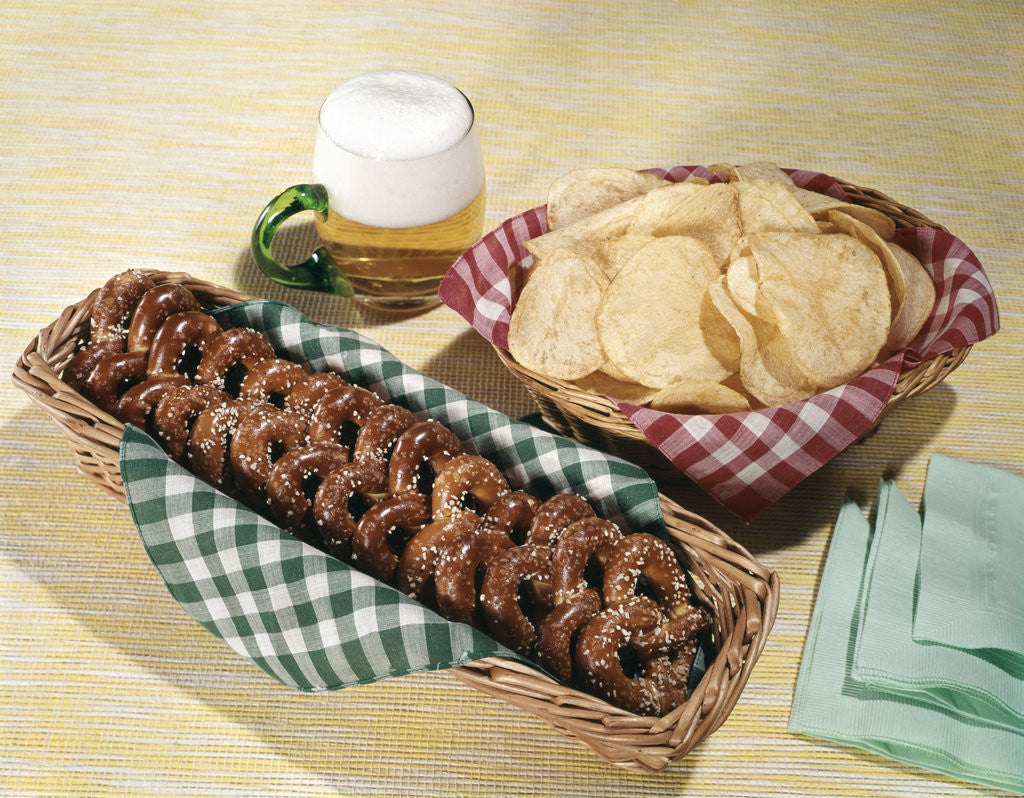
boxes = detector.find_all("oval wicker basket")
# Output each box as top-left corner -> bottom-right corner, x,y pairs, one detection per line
12,270 -> 780,773
493,178 -> 973,483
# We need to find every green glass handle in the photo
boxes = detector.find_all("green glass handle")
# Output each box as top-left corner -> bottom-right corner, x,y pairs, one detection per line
251,183 -> 354,297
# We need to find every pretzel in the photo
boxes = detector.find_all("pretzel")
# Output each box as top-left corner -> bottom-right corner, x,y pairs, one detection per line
526,493 -> 595,547
284,372 -> 349,417
90,269 -> 155,344
147,311 -> 223,379
480,543 -> 553,654
387,421 -> 462,494
307,385 -> 383,450
126,284 -> 202,353
478,490 -> 540,544
82,350 -> 148,414
188,399 -> 259,495
228,404 -> 307,504
434,527 -> 515,625
311,461 -> 386,560
394,513 -> 481,602
574,597 -> 675,716
534,588 -> 602,683
551,516 -> 623,605
265,442 -> 350,543
114,374 -> 190,430
352,404 -> 416,467
195,327 -> 276,393
152,383 -> 231,461
350,491 -> 430,582
238,357 -> 307,408
64,339 -> 122,391
430,454 -> 509,520
603,533 -> 695,619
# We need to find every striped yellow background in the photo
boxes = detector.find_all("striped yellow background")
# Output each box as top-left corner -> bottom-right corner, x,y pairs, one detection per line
2,1 -> 1022,796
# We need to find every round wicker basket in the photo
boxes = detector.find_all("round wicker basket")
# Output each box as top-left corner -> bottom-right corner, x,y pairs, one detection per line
493,178 -> 973,482
12,270 -> 780,773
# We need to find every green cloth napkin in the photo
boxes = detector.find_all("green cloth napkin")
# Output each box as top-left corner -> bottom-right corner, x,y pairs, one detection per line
788,490 -> 1024,795
852,479 -> 1023,732
120,299 -> 666,692
915,454 -> 1024,673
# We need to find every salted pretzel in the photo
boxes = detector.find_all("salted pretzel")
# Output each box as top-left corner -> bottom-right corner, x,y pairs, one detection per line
146,310 -> 222,379
238,358 -> 307,408
387,421 -> 462,494
265,442 -> 350,542
603,532 -> 695,618
126,284 -> 202,353
534,588 -> 602,683
350,491 -> 430,583
430,454 -> 509,520
228,404 -> 307,504
152,383 -> 231,461
526,493 -> 595,547
478,490 -> 539,544
307,385 -> 383,450
352,403 -> 416,467
479,543 -> 554,654
311,461 -> 387,560
82,350 -> 148,414
195,327 -> 276,393
114,374 -> 190,431
90,270 -> 155,344
434,527 -> 515,626
551,516 -> 623,605
187,399 -> 259,495
284,372 -> 349,417
575,597 -> 686,716
394,513 -> 481,603
64,339 -> 122,391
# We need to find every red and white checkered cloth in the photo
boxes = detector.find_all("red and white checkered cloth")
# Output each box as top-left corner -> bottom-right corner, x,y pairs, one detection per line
438,167 -> 1000,521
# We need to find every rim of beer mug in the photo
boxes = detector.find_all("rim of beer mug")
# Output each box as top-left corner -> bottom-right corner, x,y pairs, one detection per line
315,75 -> 477,163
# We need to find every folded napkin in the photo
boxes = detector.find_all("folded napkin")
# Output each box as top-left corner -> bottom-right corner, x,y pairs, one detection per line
915,454 -> 1024,671
121,299 -> 666,692
789,470 -> 1024,794
439,166 -> 1000,522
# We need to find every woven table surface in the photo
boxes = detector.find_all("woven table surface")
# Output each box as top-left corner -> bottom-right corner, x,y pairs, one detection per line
2,2 -> 1022,796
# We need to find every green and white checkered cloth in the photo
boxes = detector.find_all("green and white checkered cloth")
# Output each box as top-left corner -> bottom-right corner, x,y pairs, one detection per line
120,299 -> 665,692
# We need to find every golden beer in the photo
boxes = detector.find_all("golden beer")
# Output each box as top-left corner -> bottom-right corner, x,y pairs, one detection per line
314,188 -> 486,308
311,70 -> 486,311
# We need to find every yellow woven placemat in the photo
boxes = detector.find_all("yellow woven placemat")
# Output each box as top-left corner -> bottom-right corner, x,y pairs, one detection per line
2,1 -> 1022,795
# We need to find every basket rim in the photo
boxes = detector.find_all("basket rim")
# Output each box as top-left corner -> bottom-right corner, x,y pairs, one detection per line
11,268 -> 781,773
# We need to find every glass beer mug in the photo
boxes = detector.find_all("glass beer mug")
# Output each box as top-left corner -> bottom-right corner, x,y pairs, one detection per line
252,70 -> 485,312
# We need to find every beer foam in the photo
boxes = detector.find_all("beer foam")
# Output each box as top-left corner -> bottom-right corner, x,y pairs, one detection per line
319,70 -> 473,161
313,71 -> 484,229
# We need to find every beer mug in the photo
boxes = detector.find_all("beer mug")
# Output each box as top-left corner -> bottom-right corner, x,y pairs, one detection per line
252,71 -> 486,312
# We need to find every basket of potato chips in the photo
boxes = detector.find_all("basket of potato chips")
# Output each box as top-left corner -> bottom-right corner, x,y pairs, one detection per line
440,163 -> 999,521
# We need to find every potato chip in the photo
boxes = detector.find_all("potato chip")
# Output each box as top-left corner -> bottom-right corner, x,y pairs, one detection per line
574,233 -> 658,282
707,279 -> 820,406
826,209 -> 907,326
748,232 -> 890,388
597,237 -> 732,388
507,248 -> 607,380
648,378 -> 751,414
525,195 -> 644,263
546,168 -> 668,230
573,370 -> 658,405
725,255 -> 760,315
627,182 -> 742,269
788,186 -> 896,240
880,241 -> 937,356
733,161 -> 796,185
736,179 -> 818,234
